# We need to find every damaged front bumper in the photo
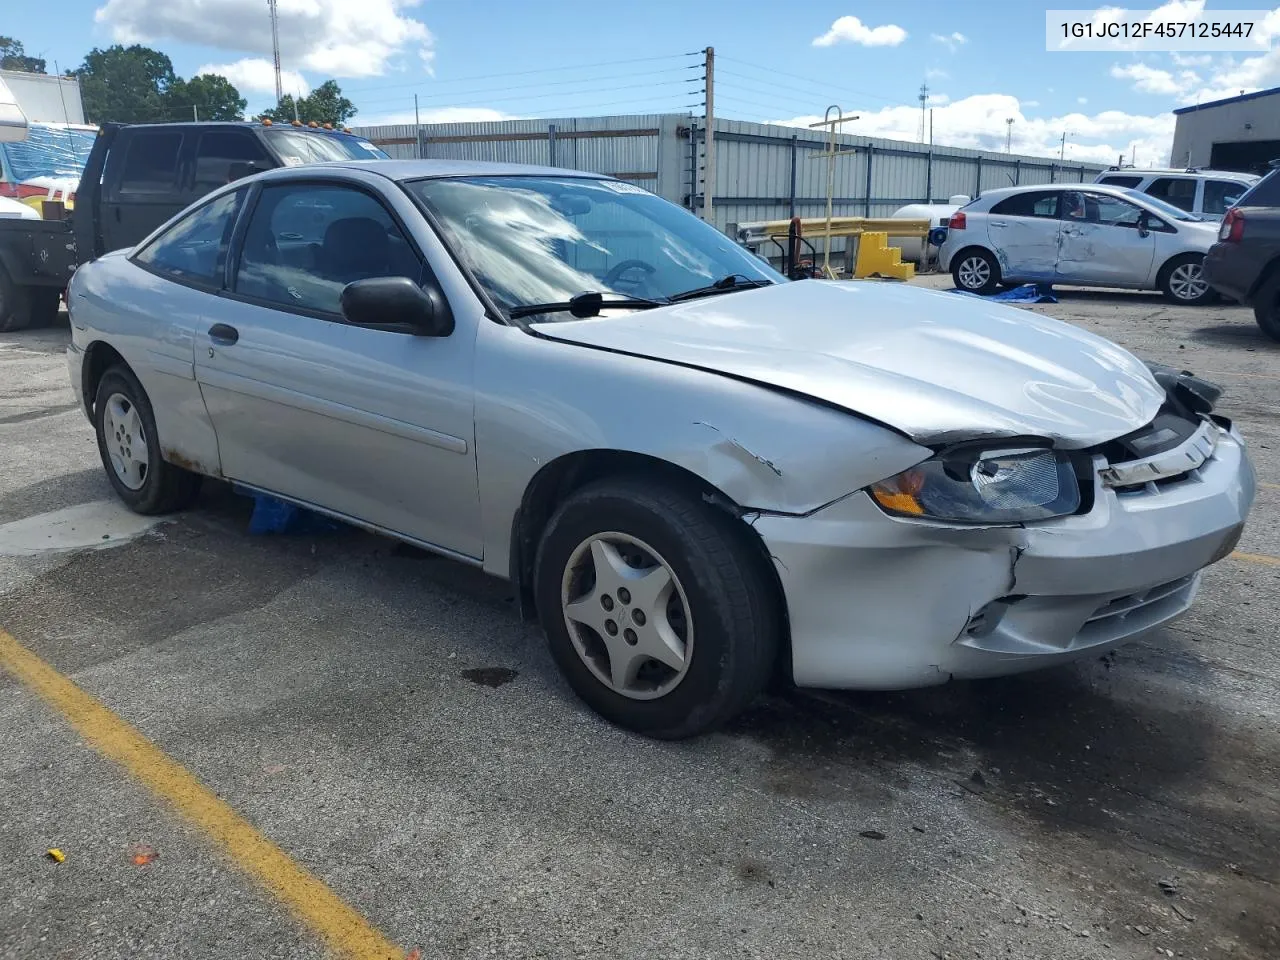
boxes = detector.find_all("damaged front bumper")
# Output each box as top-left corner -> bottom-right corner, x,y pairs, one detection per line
753,423 -> 1255,690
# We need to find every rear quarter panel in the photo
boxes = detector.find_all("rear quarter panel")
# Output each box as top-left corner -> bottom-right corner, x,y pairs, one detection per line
69,253 -> 223,476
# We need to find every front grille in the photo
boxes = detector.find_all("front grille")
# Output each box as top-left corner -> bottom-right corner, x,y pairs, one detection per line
1077,575 -> 1198,643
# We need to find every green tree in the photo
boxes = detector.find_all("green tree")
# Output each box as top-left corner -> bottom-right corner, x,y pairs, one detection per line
261,80 -> 357,125
165,74 -> 246,122
74,45 -> 176,123
0,36 -> 46,73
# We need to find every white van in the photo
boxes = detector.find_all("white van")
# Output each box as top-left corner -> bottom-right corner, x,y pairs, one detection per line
1093,168 -> 1259,221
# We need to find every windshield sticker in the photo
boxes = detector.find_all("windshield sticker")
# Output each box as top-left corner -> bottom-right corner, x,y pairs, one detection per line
358,141 -> 382,153
280,155 -> 304,166
596,179 -> 649,195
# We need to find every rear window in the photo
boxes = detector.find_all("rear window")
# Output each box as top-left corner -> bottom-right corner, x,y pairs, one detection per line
1202,179 -> 1251,216
119,131 -> 183,195
989,190 -> 1060,217
1236,169 -> 1280,207
1097,175 -> 1142,188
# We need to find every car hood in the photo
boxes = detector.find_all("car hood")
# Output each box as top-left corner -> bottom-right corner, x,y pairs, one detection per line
533,281 -> 1165,448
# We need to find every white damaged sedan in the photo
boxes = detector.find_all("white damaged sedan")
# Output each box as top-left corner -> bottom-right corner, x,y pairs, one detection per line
66,160 -> 1256,738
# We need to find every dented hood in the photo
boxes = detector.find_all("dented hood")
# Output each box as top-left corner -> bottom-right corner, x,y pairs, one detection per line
533,280 -> 1165,448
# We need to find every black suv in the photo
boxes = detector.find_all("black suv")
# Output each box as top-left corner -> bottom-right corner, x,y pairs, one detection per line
1204,164 -> 1280,341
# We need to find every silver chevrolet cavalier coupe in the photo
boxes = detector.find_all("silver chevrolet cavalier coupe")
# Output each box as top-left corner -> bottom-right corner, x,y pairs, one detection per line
65,160 -> 1256,738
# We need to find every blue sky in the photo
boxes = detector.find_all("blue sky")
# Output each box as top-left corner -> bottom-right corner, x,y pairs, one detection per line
7,1 -> 1280,164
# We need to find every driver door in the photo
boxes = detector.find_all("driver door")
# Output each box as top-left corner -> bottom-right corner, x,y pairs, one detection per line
1055,191 -> 1156,287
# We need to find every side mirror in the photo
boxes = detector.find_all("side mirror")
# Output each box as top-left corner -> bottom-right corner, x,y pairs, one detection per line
228,160 -> 274,182
340,277 -> 454,336
1137,212 -> 1151,238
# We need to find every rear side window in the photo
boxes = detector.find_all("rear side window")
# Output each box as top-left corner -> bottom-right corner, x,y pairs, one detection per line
1237,170 -> 1280,207
193,131 -> 271,195
1202,179 -> 1249,216
118,131 -> 183,196
989,191 -> 1060,217
133,189 -> 244,286
1144,177 -> 1197,211
1097,175 -> 1142,188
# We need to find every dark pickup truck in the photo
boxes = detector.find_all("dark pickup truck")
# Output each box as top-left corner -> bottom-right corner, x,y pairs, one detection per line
1204,164 -> 1280,341
0,120 -> 389,331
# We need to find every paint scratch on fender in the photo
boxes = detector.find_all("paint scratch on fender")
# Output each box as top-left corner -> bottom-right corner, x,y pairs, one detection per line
694,422 -> 783,477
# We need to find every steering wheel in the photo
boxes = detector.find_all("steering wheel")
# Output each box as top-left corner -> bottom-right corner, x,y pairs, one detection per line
603,258 -> 657,290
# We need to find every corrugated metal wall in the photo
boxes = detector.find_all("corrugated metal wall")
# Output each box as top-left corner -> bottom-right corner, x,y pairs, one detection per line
353,113 -> 1106,238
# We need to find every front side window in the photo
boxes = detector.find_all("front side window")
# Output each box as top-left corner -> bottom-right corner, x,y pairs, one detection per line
1202,179 -> 1249,216
119,132 -> 183,195
1145,176 -> 1197,211
405,176 -> 782,318
233,183 -> 423,315
193,131 -> 271,195
1063,192 -> 1145,228
989,191 -> 1060,217
133,189 -> 245,286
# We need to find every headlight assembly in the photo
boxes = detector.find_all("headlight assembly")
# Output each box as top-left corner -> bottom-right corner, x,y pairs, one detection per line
869,447 -> 1082,524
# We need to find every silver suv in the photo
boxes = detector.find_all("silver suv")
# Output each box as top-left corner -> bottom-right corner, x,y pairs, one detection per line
1093,168 -> 1259,221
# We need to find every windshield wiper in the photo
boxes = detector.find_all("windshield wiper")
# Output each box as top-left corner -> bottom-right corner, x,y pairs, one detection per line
666,274 -> 774,303
508,290 -> 667,320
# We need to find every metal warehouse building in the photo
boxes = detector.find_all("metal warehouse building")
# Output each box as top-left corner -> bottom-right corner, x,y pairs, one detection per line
1170,86 -> 1280,173
352,114 -> 1105,238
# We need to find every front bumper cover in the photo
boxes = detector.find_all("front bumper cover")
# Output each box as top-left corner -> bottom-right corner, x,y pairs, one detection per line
753,424 -> 1255,690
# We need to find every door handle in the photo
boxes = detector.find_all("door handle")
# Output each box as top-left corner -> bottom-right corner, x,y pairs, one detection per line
208,323 -> 239,345
989,220 -> 1008,228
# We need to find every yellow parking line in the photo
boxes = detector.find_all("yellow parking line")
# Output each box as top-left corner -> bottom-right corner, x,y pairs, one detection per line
1259,482 -> 1280,492
1232,551 -> 1280,567
0,629 -> 404,960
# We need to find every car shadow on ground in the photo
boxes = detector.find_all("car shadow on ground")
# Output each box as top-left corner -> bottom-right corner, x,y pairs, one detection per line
1190,322 -> 1278,349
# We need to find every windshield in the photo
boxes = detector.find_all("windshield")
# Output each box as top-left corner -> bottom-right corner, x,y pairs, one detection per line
405,175 -> 783,318
264,129 -> 390,164
0,124 -> 96,183
1121,189 -> 1201,221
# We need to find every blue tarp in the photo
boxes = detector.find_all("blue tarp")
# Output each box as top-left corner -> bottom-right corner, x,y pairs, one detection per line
948,282 -> 1057,304
233,485 -> 342,535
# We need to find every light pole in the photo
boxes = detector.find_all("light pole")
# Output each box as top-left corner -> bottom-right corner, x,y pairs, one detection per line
1005,118 -> 1014,153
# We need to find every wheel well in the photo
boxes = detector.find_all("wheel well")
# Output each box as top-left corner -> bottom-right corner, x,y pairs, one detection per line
82,342 -> 130,418
508,449 -> 793,679
950,245 -> 998,272
1248,255 -> 1280,299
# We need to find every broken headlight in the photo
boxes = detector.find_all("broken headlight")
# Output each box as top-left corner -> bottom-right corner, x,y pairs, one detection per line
869,447 -> 1081,524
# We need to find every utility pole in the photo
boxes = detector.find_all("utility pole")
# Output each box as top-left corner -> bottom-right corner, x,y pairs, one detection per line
1005,118 -> 1013,153
1059,130 -> 1068,161
414,94 -> 422,158
929,108 -> 933,145
268,0 -> 283,106
918,82 -> 928,142
703,46 -> 715,224
193,104 -> 199,121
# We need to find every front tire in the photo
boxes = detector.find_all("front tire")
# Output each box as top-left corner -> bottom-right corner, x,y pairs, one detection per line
952,248 -> 1001,295
1160,254 -> 1217,305
1253,270 -> 1280,342
534,479 -> 779,739
93,366 -> 202,514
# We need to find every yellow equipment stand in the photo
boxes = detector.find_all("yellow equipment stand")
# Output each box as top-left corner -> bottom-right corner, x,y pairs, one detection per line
852,231 -> 914,280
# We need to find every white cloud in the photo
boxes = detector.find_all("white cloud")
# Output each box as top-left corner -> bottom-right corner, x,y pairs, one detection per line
95,0 -> 433,79
1023,100 -> 1041,108
767,93 -> 1176,167
926,67 -> 949,80
812,15 -> 907,47
927,93 -> 951,106
197,58 -> 309,97
930,32 -> 967,52
1077,96 -> 1088,104
1111,62 -> 1182,95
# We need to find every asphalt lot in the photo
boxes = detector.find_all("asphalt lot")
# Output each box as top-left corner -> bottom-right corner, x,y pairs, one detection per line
1,281 -> 1278,960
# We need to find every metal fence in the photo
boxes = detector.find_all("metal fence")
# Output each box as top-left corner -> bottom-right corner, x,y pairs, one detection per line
353,113 -> 1106,237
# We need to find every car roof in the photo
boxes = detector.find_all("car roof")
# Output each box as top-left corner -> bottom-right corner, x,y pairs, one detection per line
974,182 -> 1138,202
304,158 -> 612,182
1098,168 -> 1258,181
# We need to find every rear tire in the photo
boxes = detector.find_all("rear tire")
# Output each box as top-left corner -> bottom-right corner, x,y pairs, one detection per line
952,248 -> 1001,295
1254,270 -> 1280,342
93,366 -> 202,515
534,479 -> 779,739
0,265 -> 31,333
1160,254 -> 1217,306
